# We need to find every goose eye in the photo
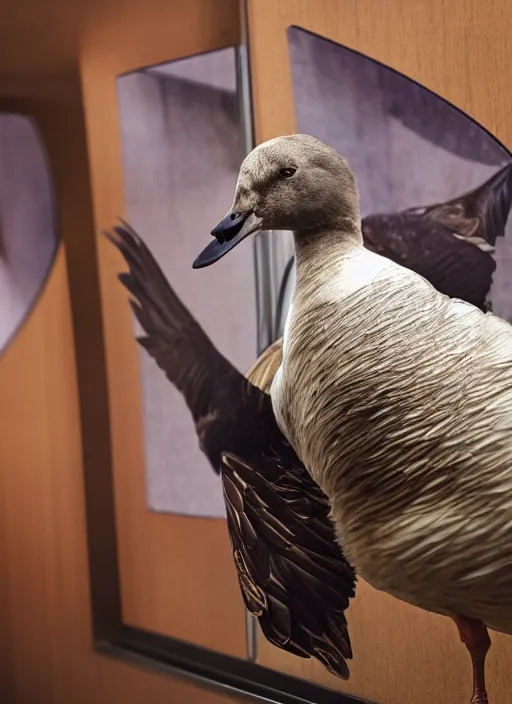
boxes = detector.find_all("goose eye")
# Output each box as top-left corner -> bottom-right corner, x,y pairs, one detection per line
279,167 -> 296,179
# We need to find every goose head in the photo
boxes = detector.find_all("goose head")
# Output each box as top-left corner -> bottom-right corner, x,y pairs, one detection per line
193,134 -> 360,268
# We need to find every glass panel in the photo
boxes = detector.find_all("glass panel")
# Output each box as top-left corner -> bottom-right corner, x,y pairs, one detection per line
117,48 -> 256,518
0,115 -> 58,356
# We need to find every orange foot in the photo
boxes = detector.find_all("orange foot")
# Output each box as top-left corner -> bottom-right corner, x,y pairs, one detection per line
451,614 -> 491,704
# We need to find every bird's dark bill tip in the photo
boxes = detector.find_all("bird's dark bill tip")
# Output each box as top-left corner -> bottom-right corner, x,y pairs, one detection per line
193,211 -> 263,269
193,222 -> 256,269
192,236 -> 240,269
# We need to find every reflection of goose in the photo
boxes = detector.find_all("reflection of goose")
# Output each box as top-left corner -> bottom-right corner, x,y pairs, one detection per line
197,134 -> 512,704
364,162 -> 512,311
276,162 -> 512,330
106,223 -> 356,680
406,162 -> 512,248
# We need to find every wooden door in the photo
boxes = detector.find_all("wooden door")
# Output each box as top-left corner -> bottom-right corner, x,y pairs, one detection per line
245,1 -> 512,703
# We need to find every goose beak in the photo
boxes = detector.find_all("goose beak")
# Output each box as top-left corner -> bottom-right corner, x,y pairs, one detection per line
192,210 -> 263,269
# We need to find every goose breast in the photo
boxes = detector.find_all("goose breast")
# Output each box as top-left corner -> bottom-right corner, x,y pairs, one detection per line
271,247 -> 512,633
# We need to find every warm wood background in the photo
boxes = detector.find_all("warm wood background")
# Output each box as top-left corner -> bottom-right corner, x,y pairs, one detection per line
246,1 -> 512,703
1,0 -> 511,703
0,0 -> 244,702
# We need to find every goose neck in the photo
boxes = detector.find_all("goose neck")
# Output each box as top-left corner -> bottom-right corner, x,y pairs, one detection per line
293,223 -> 363,279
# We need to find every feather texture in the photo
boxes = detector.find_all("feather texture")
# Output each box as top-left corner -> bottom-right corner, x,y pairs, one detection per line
275,244 -> 512,636
200,132 -> 512,636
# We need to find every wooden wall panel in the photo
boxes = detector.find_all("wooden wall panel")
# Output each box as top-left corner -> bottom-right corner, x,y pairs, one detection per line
79,0 -> 247,654
0,76 -> 238,703
246,1 -> 512,703
247,0 -> 512,148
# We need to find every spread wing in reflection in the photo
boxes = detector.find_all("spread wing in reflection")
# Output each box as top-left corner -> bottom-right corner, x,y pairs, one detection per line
363,162 -> 512,310
105,222 -> 356,680
414,162 -> 512,247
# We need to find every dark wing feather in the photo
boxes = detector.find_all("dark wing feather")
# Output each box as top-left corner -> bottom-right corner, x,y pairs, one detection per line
105,222 -> 240,415
105,220 -> 356,680
361,164 -> 512,310
362,214 -> 495,309
222,451 -> 354,679
104,221 -> 253,470
407,161 -> 512,245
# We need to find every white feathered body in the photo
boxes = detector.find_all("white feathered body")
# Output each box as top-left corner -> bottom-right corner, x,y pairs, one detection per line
271,243 -> 512,634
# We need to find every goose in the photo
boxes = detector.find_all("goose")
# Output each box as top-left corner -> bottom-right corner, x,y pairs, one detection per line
105,223 -> 356,680
193,134 -> 512,704
104,206 -> 510,695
